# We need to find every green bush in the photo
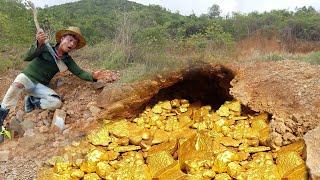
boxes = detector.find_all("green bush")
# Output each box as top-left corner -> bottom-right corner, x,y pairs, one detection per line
133,26 -> 168,48
184,23 -> 235,51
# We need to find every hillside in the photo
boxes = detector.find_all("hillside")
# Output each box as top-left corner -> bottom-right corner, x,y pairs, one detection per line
39,0 -> 182,43
0,0 -> 34,45
1,0 -> 188,45
2,0 -> 320,46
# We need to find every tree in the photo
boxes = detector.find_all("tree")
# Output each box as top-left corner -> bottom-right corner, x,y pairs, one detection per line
208,4 -> 221,19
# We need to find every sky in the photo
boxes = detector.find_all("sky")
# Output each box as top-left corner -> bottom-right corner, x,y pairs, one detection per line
32,0 -> 320,16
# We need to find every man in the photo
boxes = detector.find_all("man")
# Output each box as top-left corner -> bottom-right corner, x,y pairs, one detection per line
0,26 -> 113,141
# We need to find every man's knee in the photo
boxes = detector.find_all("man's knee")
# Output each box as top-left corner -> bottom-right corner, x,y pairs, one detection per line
13,82 -> 24,89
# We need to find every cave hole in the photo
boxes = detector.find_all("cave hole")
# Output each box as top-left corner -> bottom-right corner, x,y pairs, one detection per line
147,66 -> 236,110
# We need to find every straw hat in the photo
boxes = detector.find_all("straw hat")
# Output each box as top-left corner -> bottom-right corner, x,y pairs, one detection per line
56,26 -> 86,49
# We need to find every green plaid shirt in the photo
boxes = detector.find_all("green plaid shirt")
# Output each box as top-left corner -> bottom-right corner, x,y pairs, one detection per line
22,43 -> 95,85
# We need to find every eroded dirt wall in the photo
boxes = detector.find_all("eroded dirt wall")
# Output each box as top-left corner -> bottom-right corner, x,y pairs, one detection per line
230,60 -> 320,146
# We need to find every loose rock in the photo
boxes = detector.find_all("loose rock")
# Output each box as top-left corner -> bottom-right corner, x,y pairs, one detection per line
89,106 -> 101,116
21,120 -> 35,130
51,109 -> 67,131
15,110 -> 24,121
23,129 -> 35,137
304,126 -> 320,179
0,150 -> 9,162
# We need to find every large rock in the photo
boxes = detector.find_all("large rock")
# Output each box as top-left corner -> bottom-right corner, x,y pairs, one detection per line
304,126 -> 320,179
51,109 -> 67,131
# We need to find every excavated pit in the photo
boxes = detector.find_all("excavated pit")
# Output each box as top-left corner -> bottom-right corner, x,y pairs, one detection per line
36,61 -> 320,179
97,61 -> 320,148
147,68 -> 234,112
38,64 -> 309,179
97,64 -> 238,119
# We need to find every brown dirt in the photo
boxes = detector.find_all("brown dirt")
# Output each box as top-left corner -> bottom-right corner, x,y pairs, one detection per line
236,29 -> 282,57
236,29 -> 320,57
0,70 -> 102,180
230,60 -> 320,146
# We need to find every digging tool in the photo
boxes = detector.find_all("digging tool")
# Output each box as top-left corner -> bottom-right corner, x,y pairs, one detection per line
26,1 -> 68,72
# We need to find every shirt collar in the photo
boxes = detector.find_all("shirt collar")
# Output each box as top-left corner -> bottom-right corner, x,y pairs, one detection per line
54,43 -> 69,60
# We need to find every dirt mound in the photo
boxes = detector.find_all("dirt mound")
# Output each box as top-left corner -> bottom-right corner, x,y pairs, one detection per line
0,71 -> 102,180
97,61 -> 320,147
230,60 -> 320,146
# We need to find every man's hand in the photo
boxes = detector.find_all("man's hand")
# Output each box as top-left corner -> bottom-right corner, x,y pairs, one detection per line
36,28 -> 46,47
92,70 -> 119,82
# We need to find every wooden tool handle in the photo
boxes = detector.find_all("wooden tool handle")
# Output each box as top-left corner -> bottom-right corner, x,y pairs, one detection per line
26,1 -> 40,31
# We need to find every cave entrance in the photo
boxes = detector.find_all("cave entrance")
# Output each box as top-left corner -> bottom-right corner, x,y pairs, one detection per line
147,65 -> 235,110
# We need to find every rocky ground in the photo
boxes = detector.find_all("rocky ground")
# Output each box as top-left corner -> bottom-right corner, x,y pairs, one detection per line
230,60 -> 320,146
0,70 -> 104,180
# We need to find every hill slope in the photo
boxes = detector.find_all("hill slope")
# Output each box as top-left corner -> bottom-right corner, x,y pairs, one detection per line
1,0 -> 319,46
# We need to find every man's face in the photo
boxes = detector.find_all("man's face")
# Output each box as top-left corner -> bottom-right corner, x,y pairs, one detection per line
59,35 -> 78,53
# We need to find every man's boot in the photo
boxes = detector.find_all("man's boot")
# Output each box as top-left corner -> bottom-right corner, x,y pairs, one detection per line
24,96 -> 41,113
0,105 -> 9,143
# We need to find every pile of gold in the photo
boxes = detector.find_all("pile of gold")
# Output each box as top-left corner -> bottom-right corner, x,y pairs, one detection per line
38,99 -> 307,180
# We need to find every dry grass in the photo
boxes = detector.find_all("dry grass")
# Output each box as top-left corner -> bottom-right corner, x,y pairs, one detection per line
243,51 -> 320,65
0,45 -> 27,72
1,37 -> 319,84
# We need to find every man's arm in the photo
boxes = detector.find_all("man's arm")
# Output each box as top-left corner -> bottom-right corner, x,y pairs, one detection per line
65,57 -> 96,82
23,42 -> 44,61
23,29 -> 46,61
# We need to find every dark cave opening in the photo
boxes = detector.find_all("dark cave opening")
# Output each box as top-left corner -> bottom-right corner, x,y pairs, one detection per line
147,66 -> 235,110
